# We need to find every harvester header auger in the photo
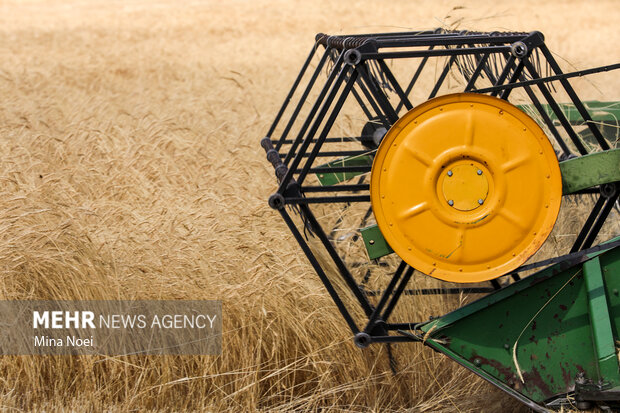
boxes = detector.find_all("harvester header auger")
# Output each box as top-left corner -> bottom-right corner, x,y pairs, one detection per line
261,29 -> 620,411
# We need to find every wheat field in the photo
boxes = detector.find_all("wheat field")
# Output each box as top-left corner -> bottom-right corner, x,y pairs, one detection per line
0,0 -> 618,411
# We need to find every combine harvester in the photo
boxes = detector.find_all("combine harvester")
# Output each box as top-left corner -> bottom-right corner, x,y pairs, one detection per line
260,30 -> 620,411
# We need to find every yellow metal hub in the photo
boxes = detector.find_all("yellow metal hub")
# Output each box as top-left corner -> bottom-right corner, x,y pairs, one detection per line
370,93 -> 562,282
440,162 -> 489,211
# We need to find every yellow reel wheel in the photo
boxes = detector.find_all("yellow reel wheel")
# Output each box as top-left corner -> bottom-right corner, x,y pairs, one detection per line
370,93 -> 562,282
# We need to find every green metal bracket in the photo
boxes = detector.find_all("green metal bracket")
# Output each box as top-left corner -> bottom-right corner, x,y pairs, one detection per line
360,225 -> 393,260
315,154 -> 373,186
559,148 -> 620,194
583,256 -> 619,385
418,240 -> 620,406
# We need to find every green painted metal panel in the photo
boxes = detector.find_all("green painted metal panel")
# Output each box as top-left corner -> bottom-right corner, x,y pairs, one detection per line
315,154 -> 373,186
583,256 -> 619,385
420,242 -> 620,404
518,101 -> 620,123
603,251 -> 620,341
560,149 -> 620,194
518,101 -> 620,145
360,225 -> 393,260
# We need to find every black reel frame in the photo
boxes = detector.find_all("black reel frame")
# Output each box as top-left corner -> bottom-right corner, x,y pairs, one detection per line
260,29 -> 619,349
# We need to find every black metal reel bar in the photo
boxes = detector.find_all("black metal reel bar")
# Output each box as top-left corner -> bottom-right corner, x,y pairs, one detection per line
261,29 -> 620,347
266,30 -> 609,203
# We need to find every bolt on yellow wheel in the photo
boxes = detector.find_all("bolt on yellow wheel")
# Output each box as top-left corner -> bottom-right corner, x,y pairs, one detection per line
370,93 -> 562,282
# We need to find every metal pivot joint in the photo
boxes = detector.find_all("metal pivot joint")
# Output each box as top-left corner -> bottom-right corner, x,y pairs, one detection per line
344,49 -> 362,65
268,193 -> 285,210
353,332 -> 371,348
511,41 -> 528,58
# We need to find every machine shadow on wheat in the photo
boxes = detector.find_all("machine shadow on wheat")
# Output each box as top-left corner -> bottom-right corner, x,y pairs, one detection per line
260,29 -> 620,412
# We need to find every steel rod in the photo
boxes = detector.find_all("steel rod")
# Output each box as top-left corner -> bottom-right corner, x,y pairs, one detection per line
279,208 -> 360,334
268,45 -> 317,138
275,47 -> 330,151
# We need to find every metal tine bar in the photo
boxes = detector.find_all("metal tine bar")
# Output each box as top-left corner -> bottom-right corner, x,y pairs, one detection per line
328,31 -> 526,41
350,85 -> 374,120
387,323 -> 419,330
352,30 -> 438,38
482,53 -> 499,85
382,266 -> 415,322
357,62 -> 400,124
280,150 -> 371,158
268,44 -> 317,139
570,188 -> 601,195
376,34 -> 528,48
281,137 -> 367,144
506,240 -> 620,277
539,44 -> 610,150
464,53 -> 490,91
463,48 -> 480,79
535,48 -> 542,81
368,287 -> 496,298
581,193 -> 619,250
429,51 -> 459,99
520,83 -> 572,157
331,31 -> 449,40
366,45 -> 511,60
369,335 -> 419,343
492,53 -> 501,83
286,195 -> 370,205
315,32 -> 528,51
408,287 -> 494,295
299,204 -> 374,316
316,30 -> 439,42
279,208 -> 360,334
341,54 -> 375,120
353,70 -> 392,130
297,70 -> 358,185
364,261 -> 408,333
499,57 -> 525,100
377,59 -> 414,112
296,166 -> 371,174
473,63 -> 620,94
278,59 -> 348,192
353,30 -> 438,36
302,185 -> 370,193
395,45 -> 434,113
491,54 -> 515,97
275,46 -> 330,151
571,195 -> 606,252
522,59 -> 588,155
282,52 -> 345,166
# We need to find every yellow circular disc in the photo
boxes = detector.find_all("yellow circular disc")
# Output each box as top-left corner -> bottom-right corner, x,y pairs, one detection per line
370,93 -> 562,282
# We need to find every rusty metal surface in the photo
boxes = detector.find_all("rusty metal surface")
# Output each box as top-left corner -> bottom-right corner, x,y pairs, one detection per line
421,244 -> 620,406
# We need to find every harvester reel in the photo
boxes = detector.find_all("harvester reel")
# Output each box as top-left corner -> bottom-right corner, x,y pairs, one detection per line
261,29 -> 620,412
370,93 -> 562,282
